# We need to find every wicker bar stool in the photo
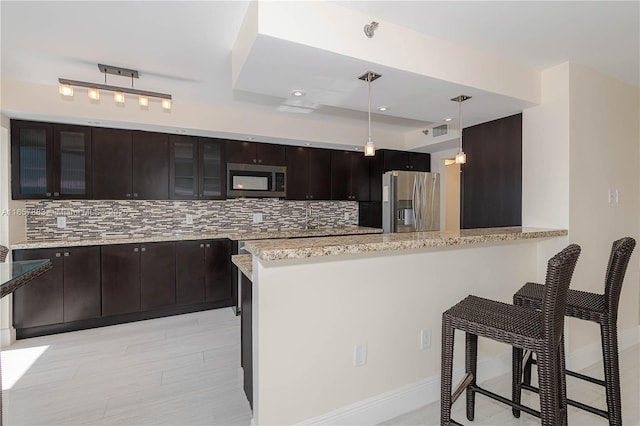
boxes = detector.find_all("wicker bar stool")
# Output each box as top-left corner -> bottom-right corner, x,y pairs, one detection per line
0,246 -> 7,263
441,244 -> 581,426
512,237 -> 635,426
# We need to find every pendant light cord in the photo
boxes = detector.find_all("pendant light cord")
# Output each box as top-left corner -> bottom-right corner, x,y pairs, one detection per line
458,99 -> 463,152
368,73 -> 372,141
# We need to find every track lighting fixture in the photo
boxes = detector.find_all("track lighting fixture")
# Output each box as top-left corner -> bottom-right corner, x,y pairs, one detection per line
58,64 -> 172,110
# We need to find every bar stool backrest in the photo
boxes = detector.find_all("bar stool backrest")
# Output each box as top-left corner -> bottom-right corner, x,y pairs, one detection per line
541,244 -> 581,345
604,237 -> 636,319
0,245 -> 7,263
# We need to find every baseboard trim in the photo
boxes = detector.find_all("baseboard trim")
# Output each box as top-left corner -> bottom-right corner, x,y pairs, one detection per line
0,326 -> 16,348
295,325 -> 640,426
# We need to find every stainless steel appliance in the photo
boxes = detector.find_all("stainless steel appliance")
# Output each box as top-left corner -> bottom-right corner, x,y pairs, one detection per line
227,163 -> 286,198
382,170 -> 440,233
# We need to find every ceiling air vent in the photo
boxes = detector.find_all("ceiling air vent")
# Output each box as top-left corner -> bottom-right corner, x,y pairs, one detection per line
433,124 -> 448,137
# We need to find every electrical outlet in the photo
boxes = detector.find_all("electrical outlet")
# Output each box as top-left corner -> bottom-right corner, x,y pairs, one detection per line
344,212 -> 349,221
253,213 -> 263,224
353,343 -> 368,367
185,214 -> 194,225
57,216 -> 66,228
420,328 -> 431,350
608,189 -> 614,204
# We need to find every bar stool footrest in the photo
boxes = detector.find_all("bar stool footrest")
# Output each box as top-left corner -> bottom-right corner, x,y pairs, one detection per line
521,383 -> 609,419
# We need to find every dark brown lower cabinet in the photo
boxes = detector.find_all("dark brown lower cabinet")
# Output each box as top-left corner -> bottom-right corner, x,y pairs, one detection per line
241,274 -> 253,409
102,244 -> 141,317
176,239 -> 231,305
14,240 -> 231,338
63,247 -> 101,322
205,240 -> 231,302
13,246 -> 101,328
176,241 -> 206,304
13,249 -> 64,328
140,242 -> 176,310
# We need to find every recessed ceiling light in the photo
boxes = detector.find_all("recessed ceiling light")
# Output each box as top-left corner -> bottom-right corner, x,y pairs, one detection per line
305,143 -> 311,146
377,106 -> 389,112
247,137 -> 255,140
88,121 -> 100,125
291,90 -> 305,97
444,117 -> 453,122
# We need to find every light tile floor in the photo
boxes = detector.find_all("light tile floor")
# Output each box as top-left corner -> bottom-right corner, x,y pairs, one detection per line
383,344 -> 639,426
2,308 -> 638,425
2,308 -> 252,426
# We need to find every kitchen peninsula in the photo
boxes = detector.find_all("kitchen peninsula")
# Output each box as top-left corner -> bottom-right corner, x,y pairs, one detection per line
240,227 -> 567,425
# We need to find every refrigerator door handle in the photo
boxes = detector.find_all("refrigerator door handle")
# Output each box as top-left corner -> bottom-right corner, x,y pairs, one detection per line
412,176 -> 419,229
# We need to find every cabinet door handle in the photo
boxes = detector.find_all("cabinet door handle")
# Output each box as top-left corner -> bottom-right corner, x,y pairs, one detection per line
200,244 -> 204,248
141,247 -> 146,252
133,193 -> 138,198
64,252 -> 69,257
54,192 -> 60,197
258,159 -> 262,163
134,247 -> 139,252
46,192 -> 52,197
206,244 -> 210,248
253,159 -> 257,163
126,193 -> 132,198
55,252 -> 61,257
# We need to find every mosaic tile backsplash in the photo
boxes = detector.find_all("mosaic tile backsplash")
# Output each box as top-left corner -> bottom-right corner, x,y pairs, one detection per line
24,199 -> 359,240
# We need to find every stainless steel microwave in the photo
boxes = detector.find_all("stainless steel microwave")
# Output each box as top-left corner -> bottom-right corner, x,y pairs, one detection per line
226,163 -> 286,198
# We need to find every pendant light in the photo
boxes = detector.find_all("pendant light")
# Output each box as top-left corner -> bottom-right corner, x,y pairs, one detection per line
451,95 -> 471,164
359,71 -> 382,157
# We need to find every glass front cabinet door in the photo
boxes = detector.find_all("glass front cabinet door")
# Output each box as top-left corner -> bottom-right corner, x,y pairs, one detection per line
11,120 -> 91,199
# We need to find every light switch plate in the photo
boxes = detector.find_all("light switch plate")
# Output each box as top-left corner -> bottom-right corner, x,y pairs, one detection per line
186,214 -> 194,225
57,217 -> 66,228
253,213 -> 263,224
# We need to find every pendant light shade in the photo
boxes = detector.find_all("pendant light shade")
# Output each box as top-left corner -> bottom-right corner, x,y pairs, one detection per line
359,71 -> 382,157
451,95 -> 471,165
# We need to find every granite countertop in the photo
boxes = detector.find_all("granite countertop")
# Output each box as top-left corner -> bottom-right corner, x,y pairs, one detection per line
243,227 -> 568,262
11,227 -> 382,250
232,254 -> 253,281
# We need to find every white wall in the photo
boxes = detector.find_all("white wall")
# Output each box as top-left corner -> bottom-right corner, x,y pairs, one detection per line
566,63 -> 640,353
522,63 -> 571,229
523,62 -> 640,359
0,113 -> 22,346
253,240 -> 554,425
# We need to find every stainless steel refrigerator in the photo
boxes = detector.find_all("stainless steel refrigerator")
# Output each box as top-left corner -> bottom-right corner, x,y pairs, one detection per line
382,171 -> 440,233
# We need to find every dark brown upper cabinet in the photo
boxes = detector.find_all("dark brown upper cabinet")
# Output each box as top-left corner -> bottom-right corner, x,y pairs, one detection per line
381,149 -> 431,172
93,129 -> 169,200
11,120 -> 92,199
169,135 -> 226,200
226,141 -> 285,166
461,113 -> 522,229
330,151 -> 370,201
132,131 -> 169,199
92,128 -> 133,200
285,146 -> 331,200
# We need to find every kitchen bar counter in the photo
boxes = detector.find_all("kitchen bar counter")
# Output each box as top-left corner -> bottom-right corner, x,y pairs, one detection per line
11,226 -> 382,250
244,226 -> 569,425
244,226 -> 567,261
232,254 -> 252,281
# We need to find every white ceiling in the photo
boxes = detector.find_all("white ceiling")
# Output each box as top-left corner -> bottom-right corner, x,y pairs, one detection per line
1,1 -> 638,138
